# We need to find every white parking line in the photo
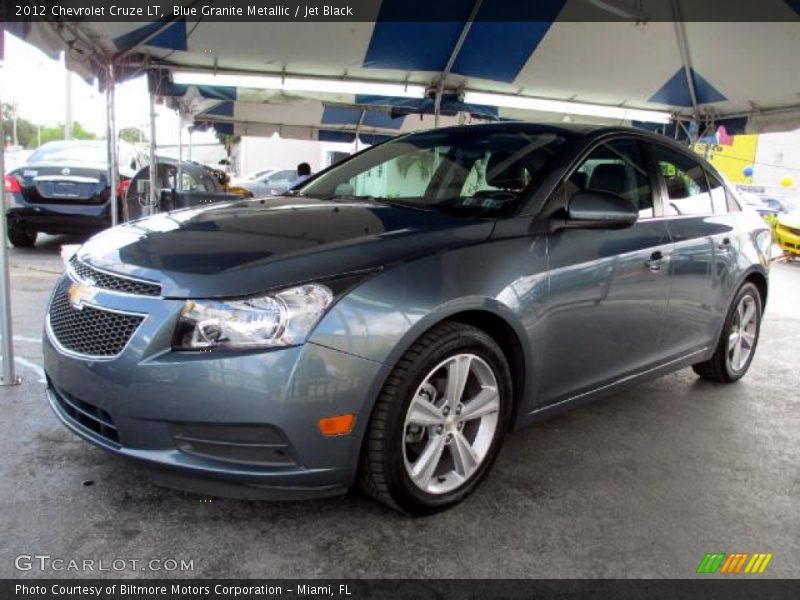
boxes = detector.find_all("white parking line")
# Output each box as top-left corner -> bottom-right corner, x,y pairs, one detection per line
14,357 -> 47,383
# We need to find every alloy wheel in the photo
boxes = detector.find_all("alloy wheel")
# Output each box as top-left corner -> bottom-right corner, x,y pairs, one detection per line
402,353 -> 500,495
726,294 -> 759,373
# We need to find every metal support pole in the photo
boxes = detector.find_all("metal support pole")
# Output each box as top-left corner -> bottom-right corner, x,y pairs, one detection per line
0,73 -> 21,386
106,64 -> 119,226
176,118 -> 183,195
433,84 -> 443,128
354,109 -> 365,152
148,91 -> 158,216
65,68 -> 73,140
11,100 -> 18,147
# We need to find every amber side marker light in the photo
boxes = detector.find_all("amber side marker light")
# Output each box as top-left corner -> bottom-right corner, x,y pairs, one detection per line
318,414 -> 355,436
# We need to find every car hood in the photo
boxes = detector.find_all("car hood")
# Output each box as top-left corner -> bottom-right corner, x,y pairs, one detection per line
77,196 -> 495,298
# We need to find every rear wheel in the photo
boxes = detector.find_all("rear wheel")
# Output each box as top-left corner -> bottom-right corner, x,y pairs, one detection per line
7,225 -> 37,248
360,322 -> 511,515
692,282 -> 762,383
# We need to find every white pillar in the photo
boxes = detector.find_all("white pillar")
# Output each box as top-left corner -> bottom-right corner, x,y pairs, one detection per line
176,119 -> 183,201
65,68 -> 73,140
0,65 -> 21,386
106,64 -> 119,226
148,91 -> 158,215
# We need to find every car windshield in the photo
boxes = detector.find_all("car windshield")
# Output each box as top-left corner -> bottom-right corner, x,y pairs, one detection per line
298,128 -> 567,216
29,143 -> 108,164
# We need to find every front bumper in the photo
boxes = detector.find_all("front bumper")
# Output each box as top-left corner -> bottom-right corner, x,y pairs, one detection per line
43,278 -> 387,500
775,223 -> 800,256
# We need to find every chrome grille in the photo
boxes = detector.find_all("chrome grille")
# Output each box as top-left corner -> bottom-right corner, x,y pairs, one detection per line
48,278 -> 144,358
69,256 -> 161,297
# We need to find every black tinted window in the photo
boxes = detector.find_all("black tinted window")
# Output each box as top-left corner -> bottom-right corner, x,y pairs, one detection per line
29,143 -> 107,164
569,139 -> 654,218
300,129 -> 567,217
653,145 -> 713,216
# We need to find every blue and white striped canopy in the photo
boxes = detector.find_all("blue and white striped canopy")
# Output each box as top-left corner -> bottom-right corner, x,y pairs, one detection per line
8,0 -> 800,136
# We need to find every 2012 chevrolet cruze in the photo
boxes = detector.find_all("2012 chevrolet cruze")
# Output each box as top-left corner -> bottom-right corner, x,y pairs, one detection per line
43,124 -> 770,514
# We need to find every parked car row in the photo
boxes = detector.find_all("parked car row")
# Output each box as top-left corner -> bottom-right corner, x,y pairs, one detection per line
4,140 -> 250,247
4,140 -> 147,246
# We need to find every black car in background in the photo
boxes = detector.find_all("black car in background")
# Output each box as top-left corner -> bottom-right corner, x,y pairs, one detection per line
123,159 -> 250,221
4,140 -> 148,247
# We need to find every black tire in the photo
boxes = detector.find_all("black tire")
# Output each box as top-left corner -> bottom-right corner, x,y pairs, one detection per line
692,282 -> 762,383
359,321 -> 512,515
7,225 -> 37,248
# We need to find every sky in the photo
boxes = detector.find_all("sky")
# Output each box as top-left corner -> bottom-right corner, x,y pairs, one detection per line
0,32 -> 215,145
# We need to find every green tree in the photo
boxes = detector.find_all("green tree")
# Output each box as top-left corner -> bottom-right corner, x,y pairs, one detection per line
39,122 -> 97,145
215,131 -> 240,157
1,102 -> 37,148
119,127 -> 146,144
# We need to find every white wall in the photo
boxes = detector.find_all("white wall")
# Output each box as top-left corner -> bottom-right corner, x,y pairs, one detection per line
753,130 -> 800,190
235,135 -> 354,177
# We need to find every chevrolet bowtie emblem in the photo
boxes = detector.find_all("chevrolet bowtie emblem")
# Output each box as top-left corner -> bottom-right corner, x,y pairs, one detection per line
67,281 -> 97,310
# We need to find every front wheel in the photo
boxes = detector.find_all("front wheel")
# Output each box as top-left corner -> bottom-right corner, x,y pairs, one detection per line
692,282 -> 763,383
359,322 -> 512,515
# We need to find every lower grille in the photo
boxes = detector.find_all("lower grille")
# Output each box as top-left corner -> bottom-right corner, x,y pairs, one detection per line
170,423 -> 295,467
51,386 -> 119,444
48,278 -> 144,358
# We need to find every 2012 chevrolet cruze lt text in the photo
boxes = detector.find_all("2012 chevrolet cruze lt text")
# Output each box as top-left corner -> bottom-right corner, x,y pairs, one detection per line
43,124 -> 770,514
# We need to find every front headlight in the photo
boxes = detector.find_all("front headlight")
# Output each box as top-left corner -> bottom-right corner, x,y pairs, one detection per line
174,283 -> 334,350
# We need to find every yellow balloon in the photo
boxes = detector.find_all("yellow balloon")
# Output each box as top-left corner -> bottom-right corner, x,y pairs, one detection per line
780,176 -> 794,188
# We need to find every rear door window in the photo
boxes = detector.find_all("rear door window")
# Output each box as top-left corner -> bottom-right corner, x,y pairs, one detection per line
652,145 -> 713,216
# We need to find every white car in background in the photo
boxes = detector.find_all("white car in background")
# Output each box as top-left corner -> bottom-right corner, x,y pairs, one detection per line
234,168 -> 298,197
3,148 -> 34,172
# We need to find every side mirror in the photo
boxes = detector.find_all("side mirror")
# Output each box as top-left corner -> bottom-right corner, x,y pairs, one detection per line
565,191 -> 638,229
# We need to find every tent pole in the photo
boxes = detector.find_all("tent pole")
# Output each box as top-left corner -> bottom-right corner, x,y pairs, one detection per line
435,0 -> 482,128
106,63 -> 119,226
354,109 -> 365,152
176,117 -> 183,197
0,64 -> 21,386
670,2 -> 701,140
148,90 -> 158,215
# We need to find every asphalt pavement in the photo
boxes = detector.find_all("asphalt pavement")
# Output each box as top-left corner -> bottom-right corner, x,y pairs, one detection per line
1,235 -> 798,579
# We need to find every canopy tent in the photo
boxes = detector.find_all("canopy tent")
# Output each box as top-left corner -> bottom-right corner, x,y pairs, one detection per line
166,82 -> 471,143
157,76 -> 639,145
8,1 -> 800,136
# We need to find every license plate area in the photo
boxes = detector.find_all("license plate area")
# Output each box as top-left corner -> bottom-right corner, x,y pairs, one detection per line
53,182 -> 80,198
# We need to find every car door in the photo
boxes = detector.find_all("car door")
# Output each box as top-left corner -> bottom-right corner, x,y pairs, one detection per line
649,143 -> 732,357
539,138 -> 673,405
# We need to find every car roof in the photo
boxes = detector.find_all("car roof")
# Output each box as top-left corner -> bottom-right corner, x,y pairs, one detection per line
406,120 -> 724,174
421,121 -> 622,136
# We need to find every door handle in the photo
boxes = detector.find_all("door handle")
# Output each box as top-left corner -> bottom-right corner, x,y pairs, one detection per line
645,250 -> 664,272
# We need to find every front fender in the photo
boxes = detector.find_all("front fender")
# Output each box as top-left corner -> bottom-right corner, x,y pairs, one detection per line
310,237 -> 549,427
